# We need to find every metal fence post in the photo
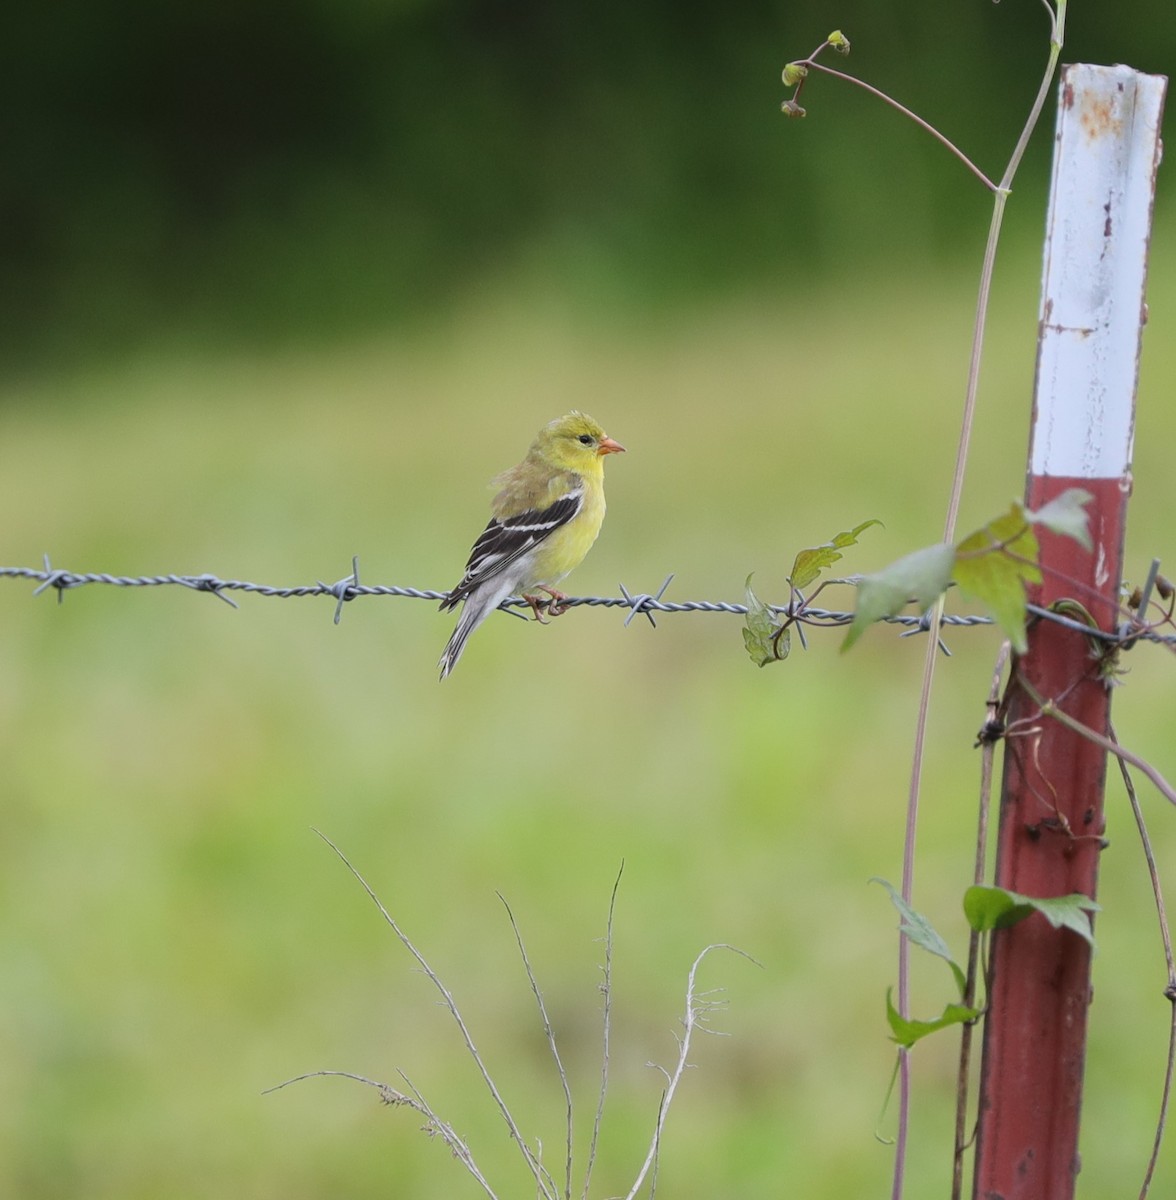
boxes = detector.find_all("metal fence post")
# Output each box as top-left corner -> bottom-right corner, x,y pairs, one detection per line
972,64 -> 1167,1200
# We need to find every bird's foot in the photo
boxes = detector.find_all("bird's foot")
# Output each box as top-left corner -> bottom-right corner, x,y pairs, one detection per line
521,587 -> 571,622
522,593 -> 551,623
540,586 -> 571,617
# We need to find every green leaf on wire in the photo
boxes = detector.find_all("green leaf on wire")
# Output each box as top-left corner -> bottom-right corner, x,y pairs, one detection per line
745,521 -> 880,666
1028,487 -> 1094,551
951,491 -> 1091,652
743,574 -> 785,667
843,542 -> 955,652
789,519 -> 882,591
953,503 -> 1041,653
840,492 -> 1092,654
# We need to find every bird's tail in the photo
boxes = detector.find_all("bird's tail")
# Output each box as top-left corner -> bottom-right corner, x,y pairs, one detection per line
438,585 -> 511,679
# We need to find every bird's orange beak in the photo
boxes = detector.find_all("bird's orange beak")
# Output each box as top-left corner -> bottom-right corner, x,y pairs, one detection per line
597,436 -> 625,456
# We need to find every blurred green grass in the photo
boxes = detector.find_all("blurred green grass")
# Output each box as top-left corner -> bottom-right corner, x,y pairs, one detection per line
1,245 -> 1175,1198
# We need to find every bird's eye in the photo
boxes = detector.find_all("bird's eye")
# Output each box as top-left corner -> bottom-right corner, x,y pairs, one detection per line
578,434 -> 593,445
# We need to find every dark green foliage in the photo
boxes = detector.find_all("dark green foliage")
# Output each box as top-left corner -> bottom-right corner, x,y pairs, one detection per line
5,1 -> 1170,369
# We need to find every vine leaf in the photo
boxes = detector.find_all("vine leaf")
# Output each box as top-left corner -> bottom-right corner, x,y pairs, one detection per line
743,575 -> 784,667
873,878 -> 966,996
789,519 -> 882,591
886,990 -> 981,1049
953,504 -> 1041,653
843,492 -> 1092,652
1028,487 -> 1094,551
963,885 -> 1100,949
843,543 -> 954,652
744,521 -> 881,666
963,884 -> 1037,931
1030,894 -> 1101,948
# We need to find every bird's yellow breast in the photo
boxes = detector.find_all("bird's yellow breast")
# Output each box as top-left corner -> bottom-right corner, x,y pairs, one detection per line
526,474 -> 606,590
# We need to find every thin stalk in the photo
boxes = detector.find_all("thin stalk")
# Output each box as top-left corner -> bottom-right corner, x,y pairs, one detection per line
805,61 -> 999,192
1111,727 -> 1176,1200
892,8 -> 1065,1199
952,644 -> 1009,1200
1015,679 -> 1176,808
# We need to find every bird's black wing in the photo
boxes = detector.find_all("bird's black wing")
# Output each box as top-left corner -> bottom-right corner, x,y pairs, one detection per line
439,485 -> 584,610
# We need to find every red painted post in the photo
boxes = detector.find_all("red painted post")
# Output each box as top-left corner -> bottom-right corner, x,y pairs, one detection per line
971,65 -> 1167,1200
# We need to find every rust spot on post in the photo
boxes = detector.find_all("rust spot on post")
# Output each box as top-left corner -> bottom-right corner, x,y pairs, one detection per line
1078,94 -> 1122,141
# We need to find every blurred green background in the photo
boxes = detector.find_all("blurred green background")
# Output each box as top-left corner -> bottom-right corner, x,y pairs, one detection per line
1,2 -> 1174,1197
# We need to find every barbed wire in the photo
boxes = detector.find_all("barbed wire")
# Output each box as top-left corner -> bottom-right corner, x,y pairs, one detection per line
3,556 -> 1173,652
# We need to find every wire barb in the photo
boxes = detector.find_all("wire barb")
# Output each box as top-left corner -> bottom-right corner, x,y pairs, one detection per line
1119,556 -> 1163,646
898,608 -> 952,657
185,572 -> 240,608
31,554 -> 72,605
618,574 -> 675,628
318,556 -> 362,625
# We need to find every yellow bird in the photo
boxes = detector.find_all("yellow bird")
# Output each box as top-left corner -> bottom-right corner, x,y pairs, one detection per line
438,411 -> 625,679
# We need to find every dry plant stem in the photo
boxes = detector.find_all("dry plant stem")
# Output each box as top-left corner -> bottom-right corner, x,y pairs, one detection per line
312,830 -> 558,1200
893,8 -> 1065,1200
623,945 -> 757,1200
1014,680 -> 1176,808
944,0 -> 1064,543
499,893 -> 575,1200
263,1069 -> 413,1112
398,1071 -> 503,1197
952,643 -> 1010,1200
646,1099 -> 665,1200
263,1070 -> 500,1199
1112,725 -> 1176,1200
582,865 -> 623,1200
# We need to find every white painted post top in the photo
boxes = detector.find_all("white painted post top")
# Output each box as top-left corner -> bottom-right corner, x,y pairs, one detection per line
1031,63 -> 1167,480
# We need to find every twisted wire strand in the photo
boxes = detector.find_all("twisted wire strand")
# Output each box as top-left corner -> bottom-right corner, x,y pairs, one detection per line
1,560 -> 1172,647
